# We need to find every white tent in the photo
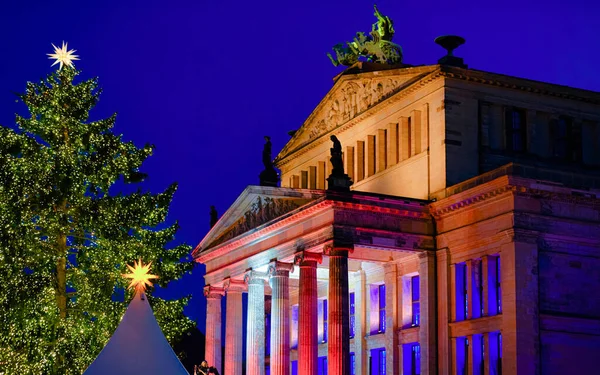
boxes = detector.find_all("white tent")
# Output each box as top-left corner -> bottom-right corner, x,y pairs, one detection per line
83,292 -> 189,375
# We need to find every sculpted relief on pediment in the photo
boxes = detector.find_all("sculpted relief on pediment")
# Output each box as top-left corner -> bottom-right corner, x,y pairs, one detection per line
302,76 -> 406,145
209,197 -> 303,248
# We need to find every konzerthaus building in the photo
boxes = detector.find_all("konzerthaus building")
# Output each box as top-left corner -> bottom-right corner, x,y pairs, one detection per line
193,40 -> 600,375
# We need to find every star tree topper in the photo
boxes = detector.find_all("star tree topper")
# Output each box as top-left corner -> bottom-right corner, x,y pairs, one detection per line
122,259 -> 159,294
47,41 -> 79,70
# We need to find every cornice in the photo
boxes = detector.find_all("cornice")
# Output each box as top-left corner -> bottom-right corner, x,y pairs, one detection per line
439,66 -> 600,105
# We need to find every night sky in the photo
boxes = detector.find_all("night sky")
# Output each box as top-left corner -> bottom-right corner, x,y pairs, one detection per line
1,0 -> 598,336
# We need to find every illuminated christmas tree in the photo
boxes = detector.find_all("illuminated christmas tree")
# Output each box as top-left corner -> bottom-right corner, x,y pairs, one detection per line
0,43 -> 194,374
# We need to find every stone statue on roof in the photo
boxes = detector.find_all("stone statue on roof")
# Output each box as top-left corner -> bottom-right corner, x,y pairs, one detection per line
328,5 -> 403,67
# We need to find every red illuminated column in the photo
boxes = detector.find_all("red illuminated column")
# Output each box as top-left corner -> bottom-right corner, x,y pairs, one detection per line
325,243 -> 352,375
224,278 -> 246,375
269,261 -> 294,375
204,286 -> 225,374
294,252 -> 323,375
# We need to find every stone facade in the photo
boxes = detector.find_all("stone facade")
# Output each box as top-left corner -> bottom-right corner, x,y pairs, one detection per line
194,62 -> 600,375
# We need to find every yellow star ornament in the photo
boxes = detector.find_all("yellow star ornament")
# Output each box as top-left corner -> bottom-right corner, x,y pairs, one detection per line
47,41 -> 80,70
122,259 -> 159,294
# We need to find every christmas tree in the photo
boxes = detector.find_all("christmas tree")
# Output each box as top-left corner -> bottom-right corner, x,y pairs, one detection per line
0,43 -> 194,374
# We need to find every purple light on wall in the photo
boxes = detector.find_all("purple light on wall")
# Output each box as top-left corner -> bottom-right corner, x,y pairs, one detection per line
412,276 -> 420,326
350,292 -> 356,338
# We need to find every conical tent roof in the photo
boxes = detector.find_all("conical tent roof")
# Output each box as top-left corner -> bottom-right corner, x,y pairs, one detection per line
83,292 -> 189,375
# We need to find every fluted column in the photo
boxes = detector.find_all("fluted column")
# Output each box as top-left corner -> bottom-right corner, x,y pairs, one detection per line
245,271 -> 268,375
269,261 -> 294,375
204,286 -> 225,374
294,252 -> 323,375
224,278 -> 246,375
324,243 -> 352,375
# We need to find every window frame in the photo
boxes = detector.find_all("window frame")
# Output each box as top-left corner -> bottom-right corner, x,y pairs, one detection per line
504,107 -> 527,153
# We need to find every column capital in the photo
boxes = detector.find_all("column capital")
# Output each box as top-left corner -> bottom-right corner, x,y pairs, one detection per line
223,278 -> 247,294
204,285 -> 225,299
244,270 -> 268,286
268,260 -> 294,277
293,251 -> 323,266
323,243 -> 353,256
418,250 -> 435,262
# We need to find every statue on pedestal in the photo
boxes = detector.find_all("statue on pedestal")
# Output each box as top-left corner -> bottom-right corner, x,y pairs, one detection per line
327,135 -> 353,191
259,136 -> 280,187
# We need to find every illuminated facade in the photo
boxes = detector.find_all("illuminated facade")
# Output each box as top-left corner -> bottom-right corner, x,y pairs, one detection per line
194,61 -> 600,375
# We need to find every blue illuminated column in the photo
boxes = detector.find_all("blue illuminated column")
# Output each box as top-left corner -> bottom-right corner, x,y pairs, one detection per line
269,261 -> 294,375
245,271 -> 268,375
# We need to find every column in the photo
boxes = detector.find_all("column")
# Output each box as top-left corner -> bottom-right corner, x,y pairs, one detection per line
325,244 -> 352,375
411,110 -> 422,155
437,249 -> 451,375
356,140 -> 365,182
419,252 -> 437,375
269,261 -> 294,375
245,271 -> 268,375
482,332 -> 491,375
309,166 -> 317,189
204,286 -> 225,374
387,122 -> 398,167
384,263 -> 399,375
366,135 -> 376,177
224,279 -> 246,375
450,264 -> 457,322
451,338 -> 458,375
376,129 -> 387,172
294,252 -> 323,375
400,117 -> 410,161
466,335 -> 474,375
346,146 -> 355,182
353,270 -> 367,375
500,236 -> 540,375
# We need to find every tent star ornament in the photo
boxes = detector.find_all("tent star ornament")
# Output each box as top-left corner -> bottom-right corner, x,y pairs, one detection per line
47,41 -> 79,70
122,259 -> 159,294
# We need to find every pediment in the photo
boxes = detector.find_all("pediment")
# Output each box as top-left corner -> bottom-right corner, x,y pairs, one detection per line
275,64 -> 439,163
193,186 -> 325,257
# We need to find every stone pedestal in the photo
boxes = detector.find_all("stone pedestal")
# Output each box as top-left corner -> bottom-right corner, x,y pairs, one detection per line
245,271 -> 268,375
204,286 -> 225,374
224,279 -> 246,375
269,261 -> 294,375
325,244 -> 352,375
294,252 -> 323,375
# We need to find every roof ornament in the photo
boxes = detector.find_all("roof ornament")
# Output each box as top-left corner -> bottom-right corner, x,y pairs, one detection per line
327,5 -> 403,67
259,136 -> 280,187
434,35 -> 467,68
326,135 -> 353,191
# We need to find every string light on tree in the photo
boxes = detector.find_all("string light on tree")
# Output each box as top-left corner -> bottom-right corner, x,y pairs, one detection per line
47,41 -> 79,70
0,40 -> 193,373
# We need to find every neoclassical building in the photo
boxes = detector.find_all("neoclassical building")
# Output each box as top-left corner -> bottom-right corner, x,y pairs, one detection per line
194,46 -> 600,375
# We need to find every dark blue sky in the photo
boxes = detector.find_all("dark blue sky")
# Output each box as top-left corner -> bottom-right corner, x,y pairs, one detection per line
1,0 -> 598,335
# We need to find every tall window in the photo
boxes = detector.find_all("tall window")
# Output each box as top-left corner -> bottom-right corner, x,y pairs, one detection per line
265,311 -> 271,355
496,257 -> 502,313
505,107 -> 527,152
411,276 -> 420,326
318,357 -> 328,375
474,260 -> 483,318
350,292 -> 356,338
378,284 -> 386,333
291,361 -> 298,375
350,353 -> 356,375
323,299 -> 328,343
455,263 -> 467,321
411,344 -> 421,375
379,349 -> 386,375
291,305 -> 299,349
551,117 -> 582,162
